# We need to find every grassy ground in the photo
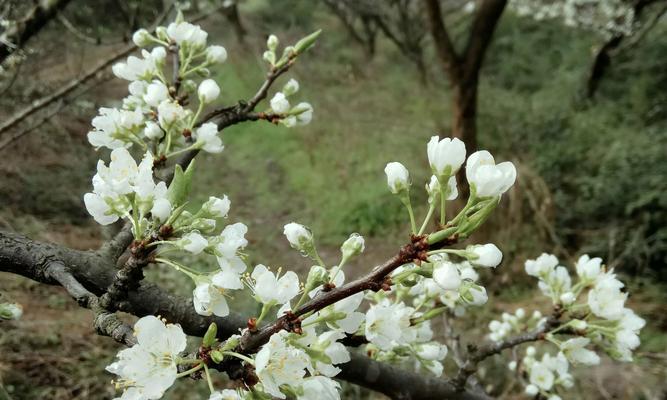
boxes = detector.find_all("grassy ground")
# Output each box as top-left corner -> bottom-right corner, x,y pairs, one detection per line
0,5 -> 666,400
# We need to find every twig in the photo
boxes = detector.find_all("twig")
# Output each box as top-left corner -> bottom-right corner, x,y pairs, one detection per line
451,314 -> 561,390
0,3 -> 175,137
45,260 -> 136,346
237,233 -> 455,353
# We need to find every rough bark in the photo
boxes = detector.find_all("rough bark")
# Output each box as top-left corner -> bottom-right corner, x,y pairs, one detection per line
0,229 -> 491,400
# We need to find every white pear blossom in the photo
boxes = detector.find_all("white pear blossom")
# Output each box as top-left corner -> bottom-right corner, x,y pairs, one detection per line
529,361 -> 554,390
106,316 -> 186,400
157,100 -> 187,127
204,195 -> 231,218
365,300 -> 415,350
298,376 -> 340,400
465,150 -> 516,198
467,243 -> 502,268
323,292 -> 365,334
178,231 -> 208,254
433,261 -> 461,291
525,253 -> 559,277
427,136 -> 466,177
144,121 -> 164,140
560,337 -> 600,365
384,162 -> 410,194
206,45 -> 228,64
255,331 -> 310,399
144,80 -> 169,107
209,390 -> 242,400
588,272 -> 627,319
575,254 -> 603,282
198,79 -> 221,103
283,222 -> 313,251
87,107 -> 144,150
270,92 -> 290,113
193,271 -> 239,317
214,223 -> 249,290
167,21 -> 207,48
112,47 -> 166,81
251,264 -> 299,305
194,122 -> 224,153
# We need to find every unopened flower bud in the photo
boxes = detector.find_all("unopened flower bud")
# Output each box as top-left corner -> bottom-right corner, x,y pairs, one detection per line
144,121 -> 164,140
267,34 -> 279,51
466,243 -> 502,268
341,233 -> 365,260
305,265 -> 327,289
132,29 -> 152,47
198,79 -> 220,103
560,291 -> 576,305
571,319 -> 587,331
210,350 -> 223,363
203,322 -> 217,347
283,222 -> 313,252
203,196 -> 230,218
206,45 -> 227,64
525,384 -> 539,396
263,50 -> 276,65
156,26 -> 168,41
515,308 -> 525,318
282,79 -> 299,96
384,162 -> 410,195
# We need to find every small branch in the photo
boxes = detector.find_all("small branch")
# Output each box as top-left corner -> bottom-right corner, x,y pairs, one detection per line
243,62 -> 293,114
0,0 -> 72,64
44,259 -> 136,346
451,314 -> 561,390
238,232 -> 458,353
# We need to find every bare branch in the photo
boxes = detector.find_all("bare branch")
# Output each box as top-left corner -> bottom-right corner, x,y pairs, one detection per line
451,314 -> 561,390
0,0 -> 72,64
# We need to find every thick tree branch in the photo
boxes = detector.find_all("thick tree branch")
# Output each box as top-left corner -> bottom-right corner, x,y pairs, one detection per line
462,0 -> 507,82
0,229 -> 488,399
424,0 -> 462,82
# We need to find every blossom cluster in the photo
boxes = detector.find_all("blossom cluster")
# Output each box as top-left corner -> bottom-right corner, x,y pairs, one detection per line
491,254 -> 645,399
85,10 -> 644,400
510,0 -> 636,38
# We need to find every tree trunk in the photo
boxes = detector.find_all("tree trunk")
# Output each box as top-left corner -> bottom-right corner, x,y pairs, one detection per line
452,78 -> 478,198
452,80 -> 478,153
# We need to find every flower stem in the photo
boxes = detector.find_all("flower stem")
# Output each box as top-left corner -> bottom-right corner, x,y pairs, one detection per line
418,204 -> 436,235
222,351 -> 255,365
439,186 -> 447,226
155,257 -> 200,281
203,363 -> 215,394
255,302 -> 274,326
176,362 -> 203,378
401,195 -> 417,234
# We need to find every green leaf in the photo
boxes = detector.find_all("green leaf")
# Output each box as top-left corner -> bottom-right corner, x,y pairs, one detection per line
167,160 -> 196,207
294,29 -> 322,55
